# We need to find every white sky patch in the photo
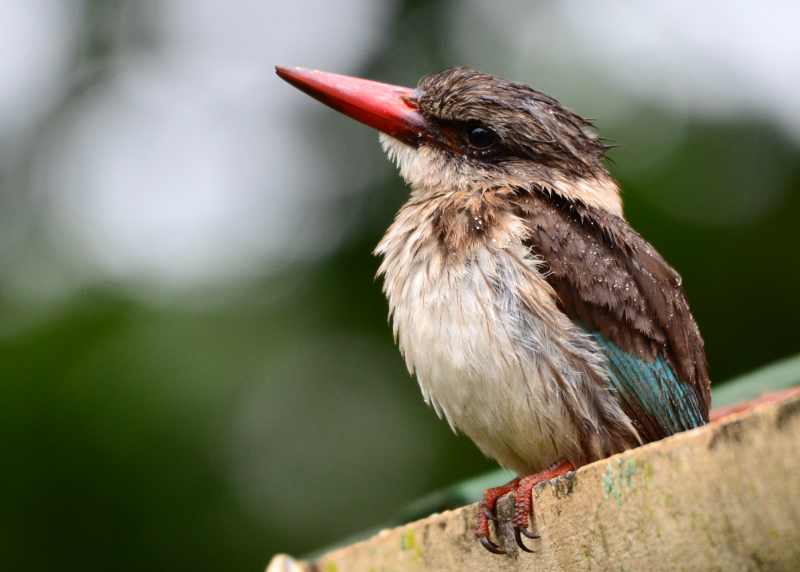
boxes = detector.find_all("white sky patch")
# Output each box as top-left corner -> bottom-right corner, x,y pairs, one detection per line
0,0 -> 79,161
454,0 -> 800,142
32,0 -> 392,287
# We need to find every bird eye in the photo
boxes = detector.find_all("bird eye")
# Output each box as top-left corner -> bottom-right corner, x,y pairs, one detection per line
466,125 -> 498,150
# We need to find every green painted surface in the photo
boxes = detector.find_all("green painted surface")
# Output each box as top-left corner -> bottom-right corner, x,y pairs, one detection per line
712,353 -> 800,407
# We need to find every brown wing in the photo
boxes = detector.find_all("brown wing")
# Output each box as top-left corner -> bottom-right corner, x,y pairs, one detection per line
513,189 -> 711,440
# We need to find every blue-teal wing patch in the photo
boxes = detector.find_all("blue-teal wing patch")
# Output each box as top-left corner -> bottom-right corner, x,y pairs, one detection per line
591,331 -> 705,437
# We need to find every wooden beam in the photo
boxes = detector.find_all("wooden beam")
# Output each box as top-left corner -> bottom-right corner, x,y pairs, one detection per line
268,395 -> 800,571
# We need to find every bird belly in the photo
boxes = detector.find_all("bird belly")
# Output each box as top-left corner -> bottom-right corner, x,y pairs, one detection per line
391,248 -> 604,475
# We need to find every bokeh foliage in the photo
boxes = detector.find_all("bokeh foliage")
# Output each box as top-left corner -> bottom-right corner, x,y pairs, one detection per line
3,1 -> 800,571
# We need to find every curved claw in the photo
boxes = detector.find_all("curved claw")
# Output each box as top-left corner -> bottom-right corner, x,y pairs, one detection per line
514,528 -> 536,553
479,536 -> 506,555
519,526 -> 540,540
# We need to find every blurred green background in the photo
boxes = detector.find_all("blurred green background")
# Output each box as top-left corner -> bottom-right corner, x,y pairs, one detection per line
3,1 -> 799,570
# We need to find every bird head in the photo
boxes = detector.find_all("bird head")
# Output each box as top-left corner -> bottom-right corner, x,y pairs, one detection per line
276,66 -> 621,216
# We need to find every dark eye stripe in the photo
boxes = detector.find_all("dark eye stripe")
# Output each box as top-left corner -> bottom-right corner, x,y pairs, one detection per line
426,119 -> 509,161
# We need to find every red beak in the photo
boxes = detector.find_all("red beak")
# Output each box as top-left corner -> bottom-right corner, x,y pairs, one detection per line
275,66 -> 429,146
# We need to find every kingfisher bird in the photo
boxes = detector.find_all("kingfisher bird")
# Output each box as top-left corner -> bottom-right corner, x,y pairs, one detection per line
276,66 -> 711,554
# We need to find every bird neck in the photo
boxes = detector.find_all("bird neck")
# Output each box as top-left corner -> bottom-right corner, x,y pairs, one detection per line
380,134 -> 624,219
542,172 -> 623,218
374,187 -> 527,292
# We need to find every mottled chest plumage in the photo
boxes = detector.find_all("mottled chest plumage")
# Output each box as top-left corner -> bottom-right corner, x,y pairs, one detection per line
375,191 -> 641,474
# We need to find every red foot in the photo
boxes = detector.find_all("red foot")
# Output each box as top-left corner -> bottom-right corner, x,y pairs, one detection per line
476,461 -> 575,554
475,478 -> 518,554
710,387 -> 800,422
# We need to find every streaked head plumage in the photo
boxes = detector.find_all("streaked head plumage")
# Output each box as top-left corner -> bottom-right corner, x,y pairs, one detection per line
383,67 -> 622,215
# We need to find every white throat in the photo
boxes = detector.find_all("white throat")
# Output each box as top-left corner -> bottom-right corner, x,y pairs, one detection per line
379,134 -> 624,217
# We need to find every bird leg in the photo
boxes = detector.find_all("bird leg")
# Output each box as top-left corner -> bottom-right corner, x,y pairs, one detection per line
511,461 -> 575,552
475,478 -> 518,554
476,460 -> 575,554
477,388 -> 800,555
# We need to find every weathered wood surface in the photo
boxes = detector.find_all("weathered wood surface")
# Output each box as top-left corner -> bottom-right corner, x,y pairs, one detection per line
268,396 -> 800,572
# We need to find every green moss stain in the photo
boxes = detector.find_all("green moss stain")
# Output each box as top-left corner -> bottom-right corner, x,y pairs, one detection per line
642,459 -> 655,483
581,543 -> 592,559
602,464 -> 619,504
400,529 -> 423,560
622,459 -> 637,486
552,471 -> 577,498
602,458 -> 651,506
400,529 -> 415,551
